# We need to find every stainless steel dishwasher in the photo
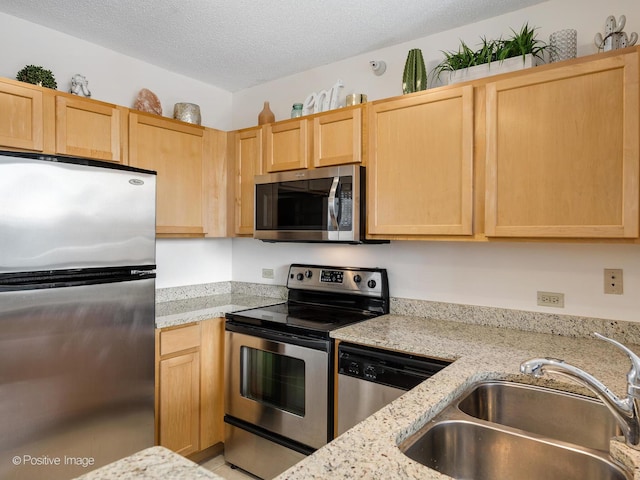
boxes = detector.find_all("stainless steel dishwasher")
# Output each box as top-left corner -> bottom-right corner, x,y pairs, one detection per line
337,342 -> 451,436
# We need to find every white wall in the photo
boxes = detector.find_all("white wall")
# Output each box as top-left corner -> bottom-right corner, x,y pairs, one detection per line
233,239 -> 640,322
232,0 -> 640,128
0,12 -> 233,131
156,239 -> 232,289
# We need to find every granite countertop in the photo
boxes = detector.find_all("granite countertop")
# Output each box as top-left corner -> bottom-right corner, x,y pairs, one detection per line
150,286 -> 640,478
277,314 -> 640,479
155,293 -> 284,328
73,446 -> 222,480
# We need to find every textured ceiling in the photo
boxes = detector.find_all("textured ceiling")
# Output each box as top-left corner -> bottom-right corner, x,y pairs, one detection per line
0,0 -> 547,92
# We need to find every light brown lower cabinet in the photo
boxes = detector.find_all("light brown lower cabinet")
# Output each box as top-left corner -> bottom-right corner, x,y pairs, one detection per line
155,318 -> 225,459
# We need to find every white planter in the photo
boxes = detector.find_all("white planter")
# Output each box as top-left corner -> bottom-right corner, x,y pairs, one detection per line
447,54 -> 535,84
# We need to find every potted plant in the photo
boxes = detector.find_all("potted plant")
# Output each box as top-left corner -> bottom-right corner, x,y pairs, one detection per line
16,65 -> 57,89
433,24 -> 550,85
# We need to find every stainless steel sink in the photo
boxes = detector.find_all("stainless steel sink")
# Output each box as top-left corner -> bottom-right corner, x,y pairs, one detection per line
403,419 -> 629,480
399,380 -> 631,480
458,380 -> 621,451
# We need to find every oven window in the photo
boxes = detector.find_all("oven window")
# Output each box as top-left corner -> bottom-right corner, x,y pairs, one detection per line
240,346 -> 305,416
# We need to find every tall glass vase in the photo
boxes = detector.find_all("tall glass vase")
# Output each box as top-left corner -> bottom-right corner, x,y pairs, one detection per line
402,49 -> 427,94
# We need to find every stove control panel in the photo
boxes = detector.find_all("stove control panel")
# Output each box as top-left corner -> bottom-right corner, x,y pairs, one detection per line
287,264 -> 388,298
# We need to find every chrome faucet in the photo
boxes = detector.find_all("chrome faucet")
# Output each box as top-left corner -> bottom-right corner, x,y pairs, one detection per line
520,332 -> 640,450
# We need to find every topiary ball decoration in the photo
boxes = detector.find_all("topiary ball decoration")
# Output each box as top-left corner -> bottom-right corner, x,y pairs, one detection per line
16,65 -> 57,89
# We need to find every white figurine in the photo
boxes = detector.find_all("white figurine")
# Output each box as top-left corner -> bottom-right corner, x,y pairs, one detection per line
70,74 -> 91,97
302,79 -> 344,114
595,15 -> 638,51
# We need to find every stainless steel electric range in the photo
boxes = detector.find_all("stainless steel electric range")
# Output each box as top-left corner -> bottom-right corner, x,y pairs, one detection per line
224,264 -> 389,479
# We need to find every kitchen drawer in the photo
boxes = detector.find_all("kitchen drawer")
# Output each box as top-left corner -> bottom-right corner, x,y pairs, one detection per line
160,323 -> 201,355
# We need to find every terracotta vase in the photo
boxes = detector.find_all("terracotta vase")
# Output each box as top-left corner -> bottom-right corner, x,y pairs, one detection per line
258,101 -> 275,125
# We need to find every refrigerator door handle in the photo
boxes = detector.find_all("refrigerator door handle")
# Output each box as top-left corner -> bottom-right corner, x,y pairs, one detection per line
0,266 -> 156,291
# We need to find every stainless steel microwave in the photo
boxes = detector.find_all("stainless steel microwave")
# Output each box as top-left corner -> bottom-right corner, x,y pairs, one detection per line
254,165 -> 367,243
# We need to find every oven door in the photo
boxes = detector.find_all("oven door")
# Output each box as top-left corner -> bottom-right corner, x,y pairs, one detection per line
225,327 -> 330,449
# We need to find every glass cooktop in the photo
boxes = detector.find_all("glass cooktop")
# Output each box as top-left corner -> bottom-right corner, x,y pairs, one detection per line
226,265 -> 389,339
226,302 -> 378,337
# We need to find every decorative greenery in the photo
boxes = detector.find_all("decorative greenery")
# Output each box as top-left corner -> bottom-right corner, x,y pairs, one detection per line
498,24 -> 550,61
433,23 -> 551,80
16,65 -> 57,89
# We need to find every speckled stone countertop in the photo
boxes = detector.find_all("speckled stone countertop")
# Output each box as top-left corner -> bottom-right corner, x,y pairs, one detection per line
277,314 -> 640,479
73,446 -> 221,479
155,293 -> 284,328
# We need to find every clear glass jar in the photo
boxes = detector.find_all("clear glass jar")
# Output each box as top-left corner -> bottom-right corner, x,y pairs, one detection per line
291,103 -> 303,118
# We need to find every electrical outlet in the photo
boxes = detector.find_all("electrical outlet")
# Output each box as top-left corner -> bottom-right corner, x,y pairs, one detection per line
537,291 -> 565,308
262,268 -> 274,280
604,268 -> 623,295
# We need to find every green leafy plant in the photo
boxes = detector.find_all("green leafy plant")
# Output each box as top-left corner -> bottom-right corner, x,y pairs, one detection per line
496,24 -> 550,62
16,65 -> 57,89
476,37 -> 499,65
433,23 -> 550,81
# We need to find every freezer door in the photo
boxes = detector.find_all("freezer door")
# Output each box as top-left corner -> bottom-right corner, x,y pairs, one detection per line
0,154 -> 156,272
0,277 -> 155,480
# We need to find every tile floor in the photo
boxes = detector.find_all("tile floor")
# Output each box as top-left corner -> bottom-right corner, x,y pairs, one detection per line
200,455 -> 258,480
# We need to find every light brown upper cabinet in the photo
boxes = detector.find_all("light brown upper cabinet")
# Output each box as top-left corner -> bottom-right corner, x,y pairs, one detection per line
367,86 -> 474,238
485,49 -> 640,238
202,128 -> 229,238
264,118 -> 308,172
313,106 -> 363,167
129,112 -> 206,237
263,106 -> 364,172
0,78 -> 44,151
231,127 -> 263,235
55,95 -> 126,163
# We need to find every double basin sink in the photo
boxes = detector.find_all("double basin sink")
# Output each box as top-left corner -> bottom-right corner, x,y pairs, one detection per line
399,380 -> 630,480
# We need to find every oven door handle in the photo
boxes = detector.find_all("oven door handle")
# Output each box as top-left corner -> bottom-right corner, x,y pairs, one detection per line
225,321 -> 330,352
328,176 -> 340,231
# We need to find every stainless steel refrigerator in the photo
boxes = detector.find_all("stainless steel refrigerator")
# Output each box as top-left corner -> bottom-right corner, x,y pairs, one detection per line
0,151 -> 156,480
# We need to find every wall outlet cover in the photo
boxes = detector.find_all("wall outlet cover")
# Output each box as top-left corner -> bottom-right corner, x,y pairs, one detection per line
537,291 -> 565,308
604,268 -> 623,295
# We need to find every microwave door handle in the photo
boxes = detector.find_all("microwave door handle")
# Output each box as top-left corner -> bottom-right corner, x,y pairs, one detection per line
328,176 -> 340,230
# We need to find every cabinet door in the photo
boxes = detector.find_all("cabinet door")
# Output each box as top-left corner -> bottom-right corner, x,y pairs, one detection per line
0,80 -> 43,151
264,119 -> 308,172
368,86 -> 474,237
203,128 -> 229,237
233,127 -> 263,235
55,96 -> 123,162
200,318 -> 225,449
485,51 -> 639,238
129,112 -> 205,236
159,351 -> 200,456
313,106 -> 362,167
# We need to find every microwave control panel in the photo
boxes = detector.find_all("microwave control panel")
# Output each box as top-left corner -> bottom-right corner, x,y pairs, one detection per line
338,190 -> 353,229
